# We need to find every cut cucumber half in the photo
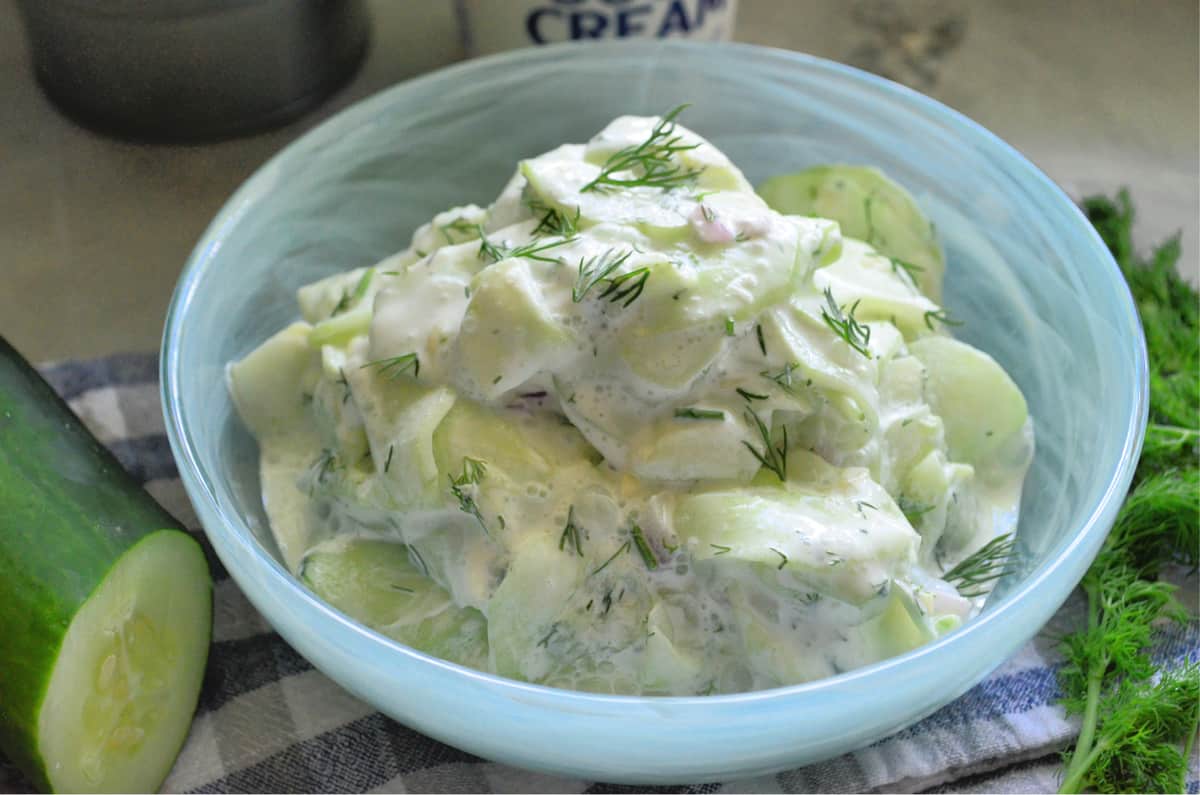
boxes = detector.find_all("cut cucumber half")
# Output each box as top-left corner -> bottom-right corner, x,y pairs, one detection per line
0,335 -> 213,793
39,532 -> 211,793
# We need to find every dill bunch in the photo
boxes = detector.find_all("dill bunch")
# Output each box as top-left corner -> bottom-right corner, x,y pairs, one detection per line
1085,191 -> 1199,476
1056,192 -> 1200,794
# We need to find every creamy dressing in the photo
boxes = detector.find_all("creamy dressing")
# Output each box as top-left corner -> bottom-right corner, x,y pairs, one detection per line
228,114 -> 1034,695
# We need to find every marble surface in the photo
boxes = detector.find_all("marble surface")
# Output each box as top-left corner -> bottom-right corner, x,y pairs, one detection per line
3,0 -> 1196,361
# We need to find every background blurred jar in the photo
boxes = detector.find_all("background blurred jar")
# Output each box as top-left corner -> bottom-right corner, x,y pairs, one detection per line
455,0 -> 738,56
15,0 -> 369,143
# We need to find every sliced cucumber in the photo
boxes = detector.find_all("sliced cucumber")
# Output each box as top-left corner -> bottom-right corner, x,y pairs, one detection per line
758,165 -> 945,300
0,335 -> 212,793
908,336 -> 1029,465
300,537 -> 488,670
455,257 -> 577,399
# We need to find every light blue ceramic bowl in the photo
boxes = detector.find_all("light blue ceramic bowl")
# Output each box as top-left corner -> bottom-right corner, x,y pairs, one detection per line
162,41 -> 1146,783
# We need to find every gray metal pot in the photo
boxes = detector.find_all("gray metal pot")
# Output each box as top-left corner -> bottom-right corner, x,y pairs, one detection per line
16,0 -> 370,142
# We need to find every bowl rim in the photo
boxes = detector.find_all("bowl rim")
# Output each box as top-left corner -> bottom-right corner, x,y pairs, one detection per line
161,39 -> 1148,709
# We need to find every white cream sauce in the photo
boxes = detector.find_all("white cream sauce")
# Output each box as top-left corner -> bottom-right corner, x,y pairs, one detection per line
229,114 -> 1035,695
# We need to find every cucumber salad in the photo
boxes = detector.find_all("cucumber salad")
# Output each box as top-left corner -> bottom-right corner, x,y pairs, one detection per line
229,108 -> 1034,696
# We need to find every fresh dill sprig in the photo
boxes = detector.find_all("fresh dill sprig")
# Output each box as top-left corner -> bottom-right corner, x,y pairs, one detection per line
477,229 -> 578,264
1061,665 -> 1199,794
528,198 -> 581,238
581,104 -> 704,193
573,248 -> 633,302
888,256 -> 924,289
1086,190 -> 1198,477
820,288 -> 872,358
362,352 -> 420,380
476,227 -> 507,263
742,407 -> 787,481
710,543 -> 732,556
630,525 -> 658,570
755,323 -> 767,356
504,235 -> 578,262
674,407 -> 725,421
1054,191 -> 1200,795
943,533 -> 1015,598
1057,487 -> 1193,794
923,308 -> 964,331
769,547 -> 789,570
597,266 -> 651,307
448,457 -> 489,534
558,505 -> 583,556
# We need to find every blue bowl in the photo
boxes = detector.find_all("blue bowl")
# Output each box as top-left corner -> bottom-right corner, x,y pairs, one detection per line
162,41 -> 1146,783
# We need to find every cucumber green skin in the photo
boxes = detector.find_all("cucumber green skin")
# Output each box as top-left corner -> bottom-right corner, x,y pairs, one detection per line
0,335 -> 210,791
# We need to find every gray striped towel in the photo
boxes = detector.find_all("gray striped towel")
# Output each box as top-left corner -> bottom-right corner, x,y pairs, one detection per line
1,353 -> 1196,794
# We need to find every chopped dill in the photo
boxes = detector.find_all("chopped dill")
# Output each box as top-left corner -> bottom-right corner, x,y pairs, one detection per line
736,387 -> 769,402
923,308 -> 963,331
742,407 -> 787,481
597,266 -> 651,308
477,229 -> 578,264
770,547 -> 789,570
888,256 -> 923,288
558,505 -> 583,556
362,352 -> 420,380
581,105 -> 703,193
897,495 -> 933,525
529,200 -> 581,238
590,541 -> 631,577
447,457 -> 489,534
630,525 -> 658,570
674,407 -> 725,420
439,217 -> 478,245
331,268 -> 375,316
761,362 -> 803,395
820,288 -> 872,358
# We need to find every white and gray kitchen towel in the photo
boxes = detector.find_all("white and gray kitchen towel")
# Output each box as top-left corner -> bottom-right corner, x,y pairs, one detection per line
1,354 -> 1195,794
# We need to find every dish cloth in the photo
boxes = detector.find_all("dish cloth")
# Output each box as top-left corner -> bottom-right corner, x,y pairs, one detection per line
1,353 -> 1195,794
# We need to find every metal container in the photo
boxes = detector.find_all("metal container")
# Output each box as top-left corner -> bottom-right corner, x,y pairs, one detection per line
16,0 -> 370,142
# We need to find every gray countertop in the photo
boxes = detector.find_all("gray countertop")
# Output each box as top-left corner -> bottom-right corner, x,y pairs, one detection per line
3,0 -> 1196,361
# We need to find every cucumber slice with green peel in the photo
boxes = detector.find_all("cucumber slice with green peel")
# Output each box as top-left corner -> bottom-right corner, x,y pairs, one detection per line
0,335 -> 212,793
758,165 -> 945,301
300,537 -> 488,670
908,336 -> 1029,466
